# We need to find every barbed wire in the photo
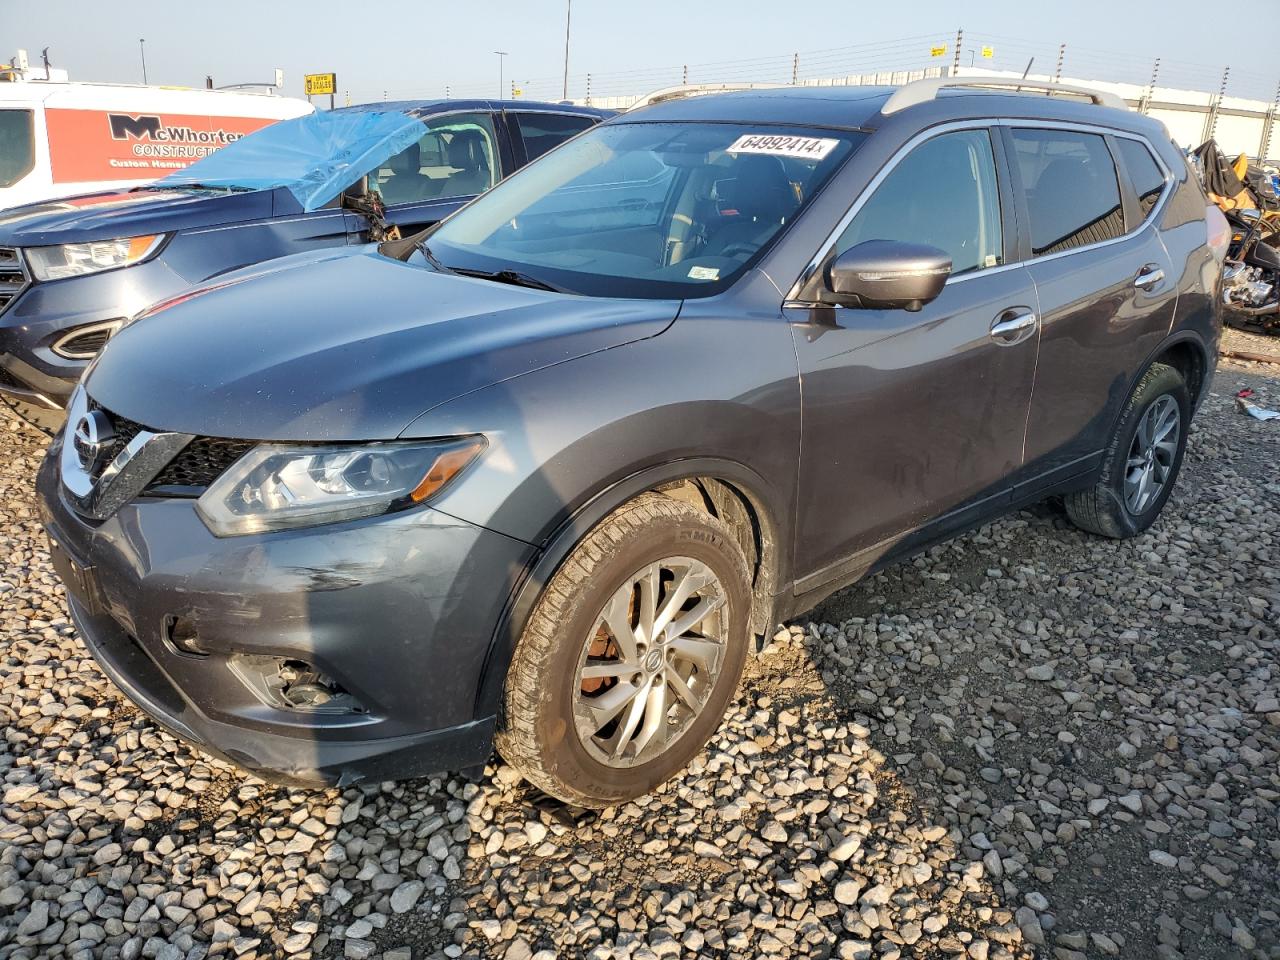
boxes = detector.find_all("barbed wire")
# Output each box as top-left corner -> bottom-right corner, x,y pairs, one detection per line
344,29 -> 1280,105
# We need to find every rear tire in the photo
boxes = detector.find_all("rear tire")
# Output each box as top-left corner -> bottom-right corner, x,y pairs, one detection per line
496,493 -> 751,808
1064,362 -> 1189,539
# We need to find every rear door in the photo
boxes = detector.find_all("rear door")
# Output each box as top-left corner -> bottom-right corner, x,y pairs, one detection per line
790,126 -> 1040,590
1004,125 -> 1178,483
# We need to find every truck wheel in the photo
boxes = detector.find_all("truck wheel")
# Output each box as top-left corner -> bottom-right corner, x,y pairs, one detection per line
1065,362 -> 1190,539
496,492 -> 751,808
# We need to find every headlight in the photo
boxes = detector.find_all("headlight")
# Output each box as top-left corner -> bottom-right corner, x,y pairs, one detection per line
26,234 -> 166,281
195,437 -> 486,537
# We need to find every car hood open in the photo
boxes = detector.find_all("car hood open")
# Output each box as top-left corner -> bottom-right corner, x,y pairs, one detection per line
84,247 -> 680,441
0,188 -> 275,247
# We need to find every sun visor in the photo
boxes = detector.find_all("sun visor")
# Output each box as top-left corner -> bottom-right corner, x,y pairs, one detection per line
156,110 -> 427,211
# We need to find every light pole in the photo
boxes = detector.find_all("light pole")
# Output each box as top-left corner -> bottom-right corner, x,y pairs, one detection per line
562,0 -> 572,101
139,38 -> 148,85
494,51 -> 508,100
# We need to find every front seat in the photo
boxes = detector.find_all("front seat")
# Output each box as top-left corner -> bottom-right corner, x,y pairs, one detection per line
701,155 -> 798,259
377,141 -> 438,205
443,130 -> 493,198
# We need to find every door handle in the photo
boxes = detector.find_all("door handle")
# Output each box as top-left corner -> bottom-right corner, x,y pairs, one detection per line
1134,264 -> 1165,289
989,308 -> 1038,345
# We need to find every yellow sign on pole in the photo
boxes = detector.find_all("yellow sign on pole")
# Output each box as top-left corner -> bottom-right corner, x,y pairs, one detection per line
981,45 -> 995,59
930,44 -> 947,58
304,73 -> 337,96
512,87 -> 523,97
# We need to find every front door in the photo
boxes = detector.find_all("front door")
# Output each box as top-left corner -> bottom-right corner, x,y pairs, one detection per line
789,127 -> 1040,591
364,111 -> 510,237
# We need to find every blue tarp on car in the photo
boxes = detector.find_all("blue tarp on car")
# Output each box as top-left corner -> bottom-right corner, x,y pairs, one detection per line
155,109 -> 427,212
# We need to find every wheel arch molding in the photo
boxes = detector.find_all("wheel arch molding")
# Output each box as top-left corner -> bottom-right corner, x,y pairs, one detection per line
1127,329 -> 1214,416
472,456 -> 789,720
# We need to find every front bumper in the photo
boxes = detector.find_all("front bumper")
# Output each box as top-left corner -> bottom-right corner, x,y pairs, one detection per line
36,445 -> 536,785
0,258 -> 192,406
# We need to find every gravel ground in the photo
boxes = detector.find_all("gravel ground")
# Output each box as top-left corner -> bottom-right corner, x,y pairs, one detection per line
0,360 -> 1277,960
1222,324 -> 1280,364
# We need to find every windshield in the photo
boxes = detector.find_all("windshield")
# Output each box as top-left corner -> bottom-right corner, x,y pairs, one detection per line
0,110 -> 35,188
429,121 -> 863,298
151,109 -> 426,211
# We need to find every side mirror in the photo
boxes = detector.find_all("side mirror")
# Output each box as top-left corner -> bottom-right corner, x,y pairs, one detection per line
343,175 -> 369,200
824,239 -> 952,311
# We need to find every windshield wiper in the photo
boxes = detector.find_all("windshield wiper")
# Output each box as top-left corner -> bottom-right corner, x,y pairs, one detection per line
137,182 -> 252,193
454,267 -> 566,293
414,240 -> 454,275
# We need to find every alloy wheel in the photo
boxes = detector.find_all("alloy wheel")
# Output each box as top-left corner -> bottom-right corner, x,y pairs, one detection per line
573,557 -> 728,768
1123,395 -> 1180,515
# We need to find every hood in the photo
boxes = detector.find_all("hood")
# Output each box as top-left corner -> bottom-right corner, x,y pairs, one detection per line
84,247 -> 679,441
0,188 -> 275,247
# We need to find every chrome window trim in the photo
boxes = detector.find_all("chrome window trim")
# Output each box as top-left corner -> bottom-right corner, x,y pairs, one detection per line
784,117 -> 1174,307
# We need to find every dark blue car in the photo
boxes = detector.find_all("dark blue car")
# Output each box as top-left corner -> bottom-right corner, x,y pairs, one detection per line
0,99 -> 610,408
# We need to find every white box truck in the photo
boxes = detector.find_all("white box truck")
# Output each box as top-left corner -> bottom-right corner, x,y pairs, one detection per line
0,62 -> 312,210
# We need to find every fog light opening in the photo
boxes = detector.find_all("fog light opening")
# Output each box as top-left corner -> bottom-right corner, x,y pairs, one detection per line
228,654 -> 366,715
166,616 -> 210,658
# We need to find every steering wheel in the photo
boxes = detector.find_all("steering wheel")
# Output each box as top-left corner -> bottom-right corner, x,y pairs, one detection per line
716,242 -> 758,260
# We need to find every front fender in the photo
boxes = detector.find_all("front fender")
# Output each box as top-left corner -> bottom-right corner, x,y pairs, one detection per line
404,296 -> 802,716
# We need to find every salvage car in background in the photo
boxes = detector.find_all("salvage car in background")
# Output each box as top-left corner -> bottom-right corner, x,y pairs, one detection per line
0,99 -> 610,408
38,79 -> 1223,805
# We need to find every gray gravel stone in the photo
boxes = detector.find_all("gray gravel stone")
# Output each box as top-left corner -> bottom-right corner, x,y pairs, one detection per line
0,362 -> 1277,960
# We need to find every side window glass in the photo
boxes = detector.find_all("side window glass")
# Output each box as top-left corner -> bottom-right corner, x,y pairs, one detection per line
0,110 -> 35,188
372,112 -> 498,206
1115,137 -> 1167,219
1011,129 -> 1125,255
513,112 -> 598,163
836,129 -> 1003,276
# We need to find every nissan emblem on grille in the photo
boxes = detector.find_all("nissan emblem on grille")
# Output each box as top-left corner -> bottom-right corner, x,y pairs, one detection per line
71,409 -> 116,476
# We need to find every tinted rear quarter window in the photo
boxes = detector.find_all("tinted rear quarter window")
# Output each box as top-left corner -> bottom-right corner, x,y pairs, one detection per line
1011,129 -> 1125,256
513,113 -> 598,162
1115,137 -> 1167,218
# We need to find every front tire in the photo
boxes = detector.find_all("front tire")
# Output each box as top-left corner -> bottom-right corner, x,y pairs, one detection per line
1064,362 -> 1190,539
496,493 -> 751,808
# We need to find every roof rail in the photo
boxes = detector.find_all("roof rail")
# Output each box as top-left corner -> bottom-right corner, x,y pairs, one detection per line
628,82 -> 783,110
880,76 -> 1128,115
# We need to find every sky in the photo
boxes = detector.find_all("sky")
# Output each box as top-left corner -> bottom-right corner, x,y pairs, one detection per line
6,0 -> 1280,105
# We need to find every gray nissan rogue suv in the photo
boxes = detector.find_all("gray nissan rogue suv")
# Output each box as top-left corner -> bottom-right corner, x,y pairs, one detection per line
37,79 -> 1225,806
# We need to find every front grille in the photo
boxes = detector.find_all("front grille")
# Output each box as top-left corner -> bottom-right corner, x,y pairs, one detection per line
83,400 -> 255,494
0,366 -> 29,392
150,436 -> 254,489
0,247 -> 29,316
84,398 -> 145,483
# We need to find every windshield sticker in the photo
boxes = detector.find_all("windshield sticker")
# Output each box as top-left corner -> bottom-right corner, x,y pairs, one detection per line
726,134 -> 840,161
688,266 -> 720,280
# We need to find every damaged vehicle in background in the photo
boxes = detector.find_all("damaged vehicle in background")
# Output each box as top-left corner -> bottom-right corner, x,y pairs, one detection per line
0,99 -> 609,409
38,79 -> 1223,806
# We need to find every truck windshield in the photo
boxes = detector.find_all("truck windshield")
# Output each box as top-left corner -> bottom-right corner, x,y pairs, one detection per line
0,110 -> 35,188
428,121 -> 863,299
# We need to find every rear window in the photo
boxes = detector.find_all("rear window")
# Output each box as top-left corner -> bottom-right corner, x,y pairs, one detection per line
513,112 -> 598,162
1115,137 -> 1167,219
0,110 -> 35,188
1011,128 -> 1125,256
